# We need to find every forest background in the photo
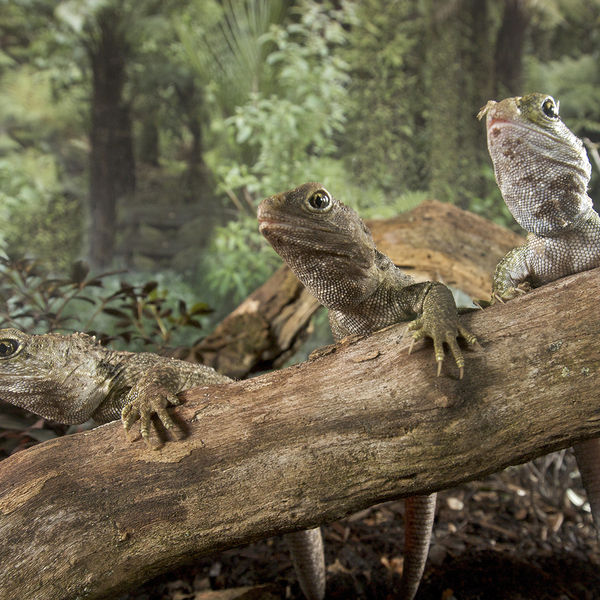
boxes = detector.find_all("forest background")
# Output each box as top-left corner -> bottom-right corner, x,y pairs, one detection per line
1,0 -> 600,351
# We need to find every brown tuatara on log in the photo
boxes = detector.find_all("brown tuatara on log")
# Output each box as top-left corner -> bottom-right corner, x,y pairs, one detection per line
258,182 -> 477,600
181,199 -> 522,380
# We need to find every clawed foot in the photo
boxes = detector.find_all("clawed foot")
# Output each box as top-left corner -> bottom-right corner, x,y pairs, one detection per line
408,319 -> 477,379
121,384 -> 181,449
491,281 -> 532,304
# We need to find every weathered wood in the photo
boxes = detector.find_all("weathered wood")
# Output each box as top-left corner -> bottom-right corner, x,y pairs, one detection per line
366,199 -> 524,298
1,267 -> 599,600
184,200 -> 523,378
187,265 -> 321,378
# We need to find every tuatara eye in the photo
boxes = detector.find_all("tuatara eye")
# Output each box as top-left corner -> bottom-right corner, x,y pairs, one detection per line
542,96 -> 559,119
0,339 -> 19,358
307,190 -> 332,212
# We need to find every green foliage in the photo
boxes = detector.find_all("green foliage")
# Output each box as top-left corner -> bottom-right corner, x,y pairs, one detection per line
195,1 -> 358,311
176,0 -> 285,113
199,214 -> 281,310
0,150 -> 84,272
0,257 -> 212,352
0,66 -> 87,270
342,0 -> 429,196
216,0 -> 355,198
2,0 -> 600,317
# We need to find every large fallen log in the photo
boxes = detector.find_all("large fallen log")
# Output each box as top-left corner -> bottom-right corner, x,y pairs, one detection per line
189,264 -> 321,378
1,267 -> 599,600
184,200 -> 523,378
365,199 -> 524,298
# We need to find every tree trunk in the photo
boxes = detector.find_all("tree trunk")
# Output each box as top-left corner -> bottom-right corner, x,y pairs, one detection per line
426,0 -> 494,206
1,267 -> 599,599
176,80 -> 216,205
138,105 -> 160,166
494,0 -> 530,95
87,7 -> 135,268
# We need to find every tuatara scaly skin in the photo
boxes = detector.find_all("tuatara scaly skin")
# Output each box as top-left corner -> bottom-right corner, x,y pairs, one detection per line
258,182 -> 477,600
478,93 -> 600,302
479,93 -> 600,541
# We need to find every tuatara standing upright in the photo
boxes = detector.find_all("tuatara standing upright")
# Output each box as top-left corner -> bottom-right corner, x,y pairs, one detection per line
478,93 -> 600,301
478,92 -> 600,537
258,182 -> 477,600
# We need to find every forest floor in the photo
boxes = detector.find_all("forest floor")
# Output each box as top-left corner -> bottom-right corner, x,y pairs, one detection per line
118,448 -> 600,600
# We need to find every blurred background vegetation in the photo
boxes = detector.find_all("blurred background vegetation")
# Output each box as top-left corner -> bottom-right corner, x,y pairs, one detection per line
0,0 -> 599,344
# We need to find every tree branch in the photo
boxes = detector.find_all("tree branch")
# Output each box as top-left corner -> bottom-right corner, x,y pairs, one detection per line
1,268 -> 599,599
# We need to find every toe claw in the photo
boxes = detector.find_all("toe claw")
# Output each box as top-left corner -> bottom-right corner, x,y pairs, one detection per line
408,337 -> 416,356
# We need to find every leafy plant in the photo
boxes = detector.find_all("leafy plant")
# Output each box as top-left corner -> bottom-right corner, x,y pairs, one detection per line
0,257 -> 212,352
217,0 -> 355,198
199,214 -> 281,310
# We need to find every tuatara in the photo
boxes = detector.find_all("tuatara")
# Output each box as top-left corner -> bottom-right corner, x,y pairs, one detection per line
479,92 -> 600,539
258,182 -> 477,600
0,328 -> 230,444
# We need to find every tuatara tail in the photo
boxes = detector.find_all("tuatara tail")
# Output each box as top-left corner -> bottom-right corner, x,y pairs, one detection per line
573,439 -> 600,541
399,493 -> 436,600
284,528 -> 326,600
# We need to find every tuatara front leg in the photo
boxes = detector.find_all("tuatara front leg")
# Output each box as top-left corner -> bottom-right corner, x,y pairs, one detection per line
490,246 -> 534,302
406,282 -> 477,379
120,363 -> 187,447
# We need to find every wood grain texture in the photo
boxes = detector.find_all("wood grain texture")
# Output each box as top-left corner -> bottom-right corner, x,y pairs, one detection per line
0,267 -> 598,599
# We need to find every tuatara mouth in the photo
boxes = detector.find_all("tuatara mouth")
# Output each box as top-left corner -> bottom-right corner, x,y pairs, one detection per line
257,213 -> 337,236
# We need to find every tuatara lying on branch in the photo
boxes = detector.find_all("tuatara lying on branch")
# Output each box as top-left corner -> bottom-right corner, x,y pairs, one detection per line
479,92 -> 600,539
478,92 -> 600,302
0,328 -> 325,597
258,182 -> 477,600
0,328 -> 230,445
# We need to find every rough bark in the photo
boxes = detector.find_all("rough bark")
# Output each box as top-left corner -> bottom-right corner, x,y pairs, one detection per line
185,200 -> 523,378
1,267 -> 599,599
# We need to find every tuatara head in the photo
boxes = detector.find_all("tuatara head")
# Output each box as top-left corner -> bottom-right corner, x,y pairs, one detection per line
478,93 -> 592,235
257,183 -> 381,310
0,328 -> 110,423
